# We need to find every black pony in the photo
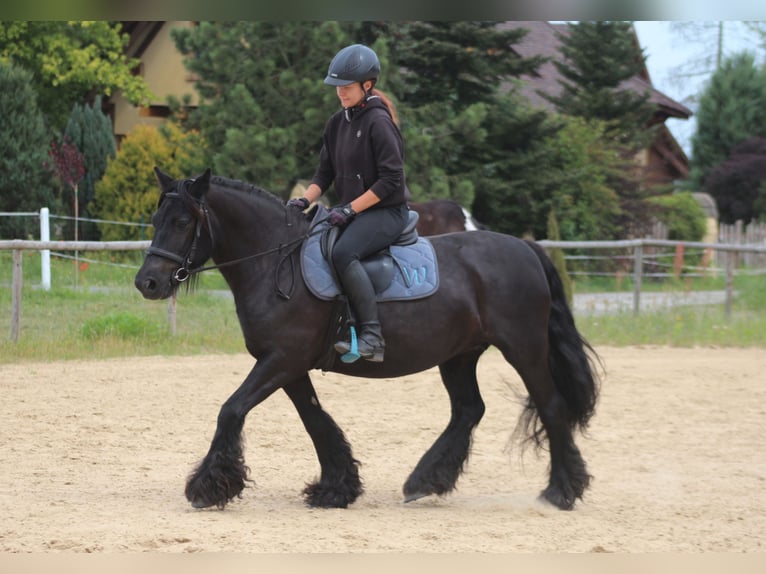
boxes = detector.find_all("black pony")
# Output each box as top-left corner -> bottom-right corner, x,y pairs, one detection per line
135,168 -> 600,511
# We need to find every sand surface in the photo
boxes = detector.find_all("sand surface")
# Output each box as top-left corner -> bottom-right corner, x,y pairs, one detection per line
1,346 -> 764,553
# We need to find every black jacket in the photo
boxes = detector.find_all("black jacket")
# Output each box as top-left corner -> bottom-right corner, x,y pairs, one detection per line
311,95 -> 411,208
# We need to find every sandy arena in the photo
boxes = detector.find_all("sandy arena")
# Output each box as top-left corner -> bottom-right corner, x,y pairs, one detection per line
0,346 -> 764,553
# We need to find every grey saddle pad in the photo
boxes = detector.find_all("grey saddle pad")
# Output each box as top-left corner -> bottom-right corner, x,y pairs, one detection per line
300,219 -> 439,303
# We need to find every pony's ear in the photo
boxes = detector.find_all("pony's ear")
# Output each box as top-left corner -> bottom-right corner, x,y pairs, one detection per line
189,168 -> 212,199
154,167 -> 175,190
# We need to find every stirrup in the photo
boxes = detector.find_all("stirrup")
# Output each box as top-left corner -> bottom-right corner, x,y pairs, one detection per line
338,325 -> 360,363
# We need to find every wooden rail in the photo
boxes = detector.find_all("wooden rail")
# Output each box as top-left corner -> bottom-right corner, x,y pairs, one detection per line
4,239 -> 766,342
3,240 -> 150,342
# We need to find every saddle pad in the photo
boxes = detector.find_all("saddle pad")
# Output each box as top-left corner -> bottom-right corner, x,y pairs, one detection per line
300,225 -> 439,302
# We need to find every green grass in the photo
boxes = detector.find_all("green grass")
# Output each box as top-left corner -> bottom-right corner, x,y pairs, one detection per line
2,251 -> 765,363
576,307 -> 765,347
1,252 -> 241,362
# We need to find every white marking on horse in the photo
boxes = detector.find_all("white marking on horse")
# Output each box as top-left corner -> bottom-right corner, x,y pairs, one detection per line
462,207 -> 479,231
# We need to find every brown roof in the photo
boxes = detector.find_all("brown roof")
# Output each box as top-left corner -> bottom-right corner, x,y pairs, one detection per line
501,21 -> 692,121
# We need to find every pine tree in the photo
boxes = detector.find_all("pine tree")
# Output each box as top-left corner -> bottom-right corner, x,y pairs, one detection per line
64,95 -> 117,240
384,21 -> 549,209
544,21 -> 655,150
392,21 -> 544,110
0,63 -> 57,239
171,21 -> 353,194
543,21 -> 658,237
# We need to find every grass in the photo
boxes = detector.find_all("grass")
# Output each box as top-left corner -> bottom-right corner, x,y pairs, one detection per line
1,251 -> 765,363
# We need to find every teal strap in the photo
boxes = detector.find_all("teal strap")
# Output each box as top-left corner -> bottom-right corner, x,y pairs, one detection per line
340,325 -> 360,363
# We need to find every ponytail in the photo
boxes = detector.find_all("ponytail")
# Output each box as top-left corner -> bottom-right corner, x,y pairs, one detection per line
371,88 -> 399,126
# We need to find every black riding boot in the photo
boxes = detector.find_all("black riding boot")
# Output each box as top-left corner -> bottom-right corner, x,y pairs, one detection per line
334,259 -> 385,362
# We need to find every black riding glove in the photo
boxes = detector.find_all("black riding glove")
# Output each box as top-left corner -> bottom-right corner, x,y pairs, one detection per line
328,204 -> 356,227
287,197 -> 310,210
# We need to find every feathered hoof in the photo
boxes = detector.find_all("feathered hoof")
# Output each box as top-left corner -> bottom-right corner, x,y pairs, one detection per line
303,481 -> 362,509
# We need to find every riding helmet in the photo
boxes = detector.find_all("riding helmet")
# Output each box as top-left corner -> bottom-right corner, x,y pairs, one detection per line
324,44 -> 381,86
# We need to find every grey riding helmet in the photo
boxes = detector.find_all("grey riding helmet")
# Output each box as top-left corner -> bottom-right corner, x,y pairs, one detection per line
324,44 -> 381,86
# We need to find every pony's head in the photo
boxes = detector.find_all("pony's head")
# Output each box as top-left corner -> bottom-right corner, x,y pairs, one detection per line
134,167 -> 214,300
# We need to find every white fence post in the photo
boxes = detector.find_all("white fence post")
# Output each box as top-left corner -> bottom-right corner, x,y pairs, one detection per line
40,207 -> 50,290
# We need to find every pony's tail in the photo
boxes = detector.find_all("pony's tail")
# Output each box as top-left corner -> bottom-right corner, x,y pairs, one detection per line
523,240 -> 601,442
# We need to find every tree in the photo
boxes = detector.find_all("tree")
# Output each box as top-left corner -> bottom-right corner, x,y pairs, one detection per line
391,21 -> 545,110
92,123 -> 207,241
63,95 -> 117,240
544,21 -> 655,151
44,136 -> 86,284
546,116 -> 623,241
44,137 -> 86,243
469,96 -> 562,237
0,21 -> 152,130
689,52 -> 766,191
171,21 -> 353,195
703,137 -> 766,224
387,21 -> 547,207
0,62 -> 57,239
542,21 -> 658,237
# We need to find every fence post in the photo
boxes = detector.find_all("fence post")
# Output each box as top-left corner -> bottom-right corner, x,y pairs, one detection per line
632,243 -> 643,316
168,293 -> 177,336
11,249 -> 22,342
40,207 -> 50,290
725,250 -> 734,320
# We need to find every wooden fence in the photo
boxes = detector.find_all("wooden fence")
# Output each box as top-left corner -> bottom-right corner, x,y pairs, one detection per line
2,239 -> 150,342
3,238 -> 766,342
718,221 -> 766,267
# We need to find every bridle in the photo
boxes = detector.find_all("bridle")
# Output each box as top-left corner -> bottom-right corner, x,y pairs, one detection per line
145,179 -> 212,283
146,179 -> 323,292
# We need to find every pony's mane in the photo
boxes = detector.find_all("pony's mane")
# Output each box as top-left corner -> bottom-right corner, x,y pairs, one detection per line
210,175 -> 285,209
209,174 -> 310,228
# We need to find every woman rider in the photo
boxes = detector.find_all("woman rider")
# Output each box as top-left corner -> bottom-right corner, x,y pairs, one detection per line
288,44 -> 411,362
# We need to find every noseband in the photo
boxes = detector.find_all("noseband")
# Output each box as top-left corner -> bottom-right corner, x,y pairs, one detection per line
146,179 -> 211,283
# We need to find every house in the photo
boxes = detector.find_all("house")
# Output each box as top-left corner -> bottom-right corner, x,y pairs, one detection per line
499,21 -> 692,189
108,21 -> 691,190
106,21 -> 199,145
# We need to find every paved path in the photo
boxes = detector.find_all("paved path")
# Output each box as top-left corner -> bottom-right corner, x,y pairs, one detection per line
573,290 -> 729,315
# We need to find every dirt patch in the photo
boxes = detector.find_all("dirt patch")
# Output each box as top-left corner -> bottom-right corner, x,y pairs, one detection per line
1,346 -> 764,552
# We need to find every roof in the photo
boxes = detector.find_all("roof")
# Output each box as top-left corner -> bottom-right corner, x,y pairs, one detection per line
500,21 -> 692,121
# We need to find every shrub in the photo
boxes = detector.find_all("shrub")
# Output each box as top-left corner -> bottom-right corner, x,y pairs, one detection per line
92,123 -> 207,240
648,192 -> 707,241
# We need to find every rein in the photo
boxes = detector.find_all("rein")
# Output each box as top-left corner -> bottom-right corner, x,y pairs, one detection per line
147,181 -> 324,289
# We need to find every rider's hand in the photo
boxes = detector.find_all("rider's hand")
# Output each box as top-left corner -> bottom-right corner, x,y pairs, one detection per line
328,204 -> 356,227
287,197 -> 310,211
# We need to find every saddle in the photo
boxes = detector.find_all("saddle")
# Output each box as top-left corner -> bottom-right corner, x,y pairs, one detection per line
300,206 -> 439,302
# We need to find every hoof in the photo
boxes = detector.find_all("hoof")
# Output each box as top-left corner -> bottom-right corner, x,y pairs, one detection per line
538,489 -> 576,511
403,491 -> 431,503
190,498 -> 217,509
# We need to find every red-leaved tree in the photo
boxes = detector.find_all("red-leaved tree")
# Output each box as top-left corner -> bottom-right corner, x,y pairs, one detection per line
44,137 -> 86,284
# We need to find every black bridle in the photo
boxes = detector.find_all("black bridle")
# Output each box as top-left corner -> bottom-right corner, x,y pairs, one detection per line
145,180 -> 212,283
146,179 -> 323,290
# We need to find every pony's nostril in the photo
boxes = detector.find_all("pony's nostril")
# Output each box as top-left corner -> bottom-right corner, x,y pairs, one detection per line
135,276 -> 156,293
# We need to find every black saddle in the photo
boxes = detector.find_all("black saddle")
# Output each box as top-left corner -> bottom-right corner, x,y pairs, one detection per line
320,210 -> 420,294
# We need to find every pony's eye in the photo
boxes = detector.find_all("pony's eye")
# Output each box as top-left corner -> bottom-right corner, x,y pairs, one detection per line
175,217 -> 193,230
